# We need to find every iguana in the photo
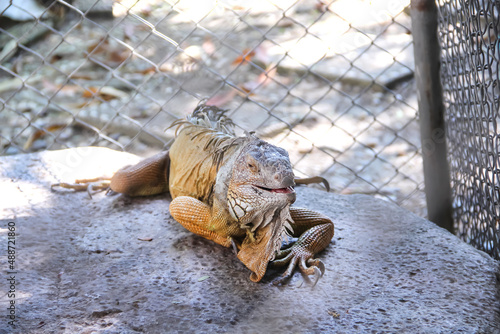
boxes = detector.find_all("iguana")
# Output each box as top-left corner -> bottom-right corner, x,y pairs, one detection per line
53,104 -> 334,285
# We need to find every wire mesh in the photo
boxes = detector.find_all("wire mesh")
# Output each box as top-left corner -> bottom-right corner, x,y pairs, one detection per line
438,0 -> 500,259
0,0 -> 422,214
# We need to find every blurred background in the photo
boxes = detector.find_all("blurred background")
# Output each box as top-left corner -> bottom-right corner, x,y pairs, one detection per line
0,0 -> 421,214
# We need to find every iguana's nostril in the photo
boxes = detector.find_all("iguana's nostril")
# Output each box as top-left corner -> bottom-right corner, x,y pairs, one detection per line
281,175 -> 295,188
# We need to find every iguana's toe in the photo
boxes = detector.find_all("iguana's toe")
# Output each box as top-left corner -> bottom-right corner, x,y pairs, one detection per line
271,245 -> 324,286
51,178 -> 111,198
298,258 -> 325,286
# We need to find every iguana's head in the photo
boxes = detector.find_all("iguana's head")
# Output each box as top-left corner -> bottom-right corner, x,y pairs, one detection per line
227,138 -> 296,224
227,137 -> 296,282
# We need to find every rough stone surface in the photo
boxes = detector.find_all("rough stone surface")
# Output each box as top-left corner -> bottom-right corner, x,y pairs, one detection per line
0,147 -> 499,334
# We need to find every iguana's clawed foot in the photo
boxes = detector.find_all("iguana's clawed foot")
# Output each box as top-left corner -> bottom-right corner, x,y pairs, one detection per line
230,238 -> 239,255
51,177 -> 111,198
271,244 -> 325,287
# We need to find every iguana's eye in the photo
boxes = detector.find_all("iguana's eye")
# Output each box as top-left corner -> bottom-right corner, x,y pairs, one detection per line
246,155 -> 259,172
248,163 -> 259,173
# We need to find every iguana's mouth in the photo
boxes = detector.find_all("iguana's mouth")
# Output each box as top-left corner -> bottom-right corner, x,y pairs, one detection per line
254,185 -> 295,194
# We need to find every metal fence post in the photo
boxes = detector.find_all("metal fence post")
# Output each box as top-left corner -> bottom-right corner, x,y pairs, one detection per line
411,0 -> 453,231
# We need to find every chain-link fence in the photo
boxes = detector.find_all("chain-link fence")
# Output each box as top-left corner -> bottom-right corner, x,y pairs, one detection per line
0,0 -> 422,214
438,0 -> 500,259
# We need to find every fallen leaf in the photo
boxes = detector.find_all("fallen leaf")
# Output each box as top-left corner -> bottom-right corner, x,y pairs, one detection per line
86,37 -> 131,66
232,48 -> 256,66
140,4 -> 152,16
24,124 -> 67,150
138,237 -> 153,242
49,54 -> 64,63
238,84 -> 255,95
158,63 -> 173,72
11,56 -> 22,74
138,66 -> 157,75
327,309 -> 340,318
198,275 -> 210,282
68,74 -> 93,80
87,38 -> 109,55
99,86 -> 129,100
82,86 -> 128,100
108,49 -> 131,64
82,86 -> 99,98
316,0 -> 329,12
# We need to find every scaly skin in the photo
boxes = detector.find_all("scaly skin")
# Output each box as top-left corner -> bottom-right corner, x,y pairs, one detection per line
53,104 -> 334,284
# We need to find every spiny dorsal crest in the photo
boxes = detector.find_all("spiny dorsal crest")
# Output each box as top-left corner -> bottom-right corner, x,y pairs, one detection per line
170,103 -> 254,169
189,103 -> 235,135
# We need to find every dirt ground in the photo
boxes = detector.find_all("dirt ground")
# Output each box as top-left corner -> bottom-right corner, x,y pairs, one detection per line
0,0 -> 424,215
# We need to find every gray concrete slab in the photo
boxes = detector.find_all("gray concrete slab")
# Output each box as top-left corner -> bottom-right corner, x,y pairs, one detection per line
0,147 -> 498,333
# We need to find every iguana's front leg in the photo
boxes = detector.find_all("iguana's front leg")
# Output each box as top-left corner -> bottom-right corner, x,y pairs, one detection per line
169,196 -> 234,248
272,207 -> 334,286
